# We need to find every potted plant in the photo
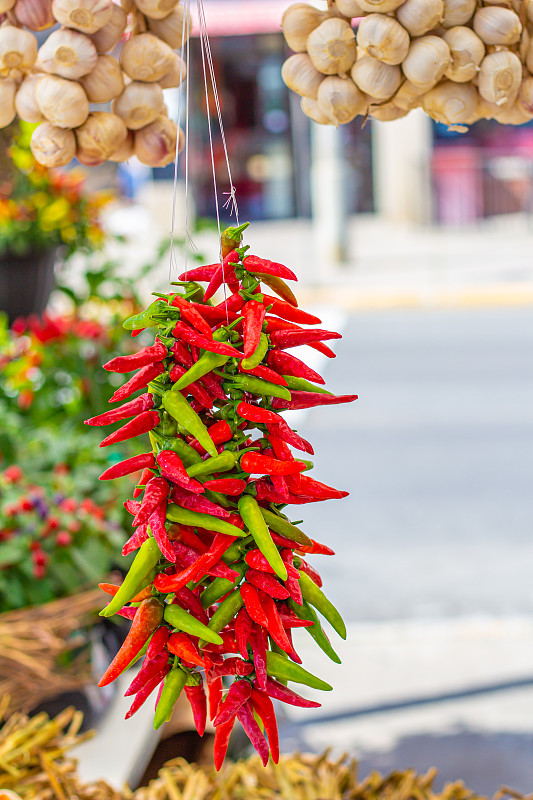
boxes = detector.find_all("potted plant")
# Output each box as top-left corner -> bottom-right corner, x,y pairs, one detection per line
0,121 -> 109,324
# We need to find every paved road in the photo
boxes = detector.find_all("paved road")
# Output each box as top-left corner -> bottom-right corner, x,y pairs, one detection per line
294,306 -> 533,623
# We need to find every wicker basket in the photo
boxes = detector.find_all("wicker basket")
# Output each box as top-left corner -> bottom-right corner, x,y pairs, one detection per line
0,586 -> 104,720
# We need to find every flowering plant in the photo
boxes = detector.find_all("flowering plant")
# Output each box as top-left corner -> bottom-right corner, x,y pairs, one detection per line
0,122 -> 109,257
0,464 -> 126,612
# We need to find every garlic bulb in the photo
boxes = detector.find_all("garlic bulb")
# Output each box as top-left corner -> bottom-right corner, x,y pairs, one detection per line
422,80 -> 478,125
441,0 -> 475,28
519,76 -> 533,113
493,101 -> 533,125
31,122 -> 76,166
38,29 -> 98,80
0,26 -> 37,75
120,33 -> 175,82
134,0 -> 179,20
15,74 -> 45,122
335,0 -> 365,17
0,79 -> 16,128
52,0 -> 113,34
397,0 -> 444,37
317,75 -> 366,124
14,0 -> 55,30
300,96 -> 333,124
35,74 -> 89,128
357,0 -> 406,12
282,53 -> 323,99
527,38 -> 533,75
147,6 -> 190,49
394,79 -> 427,110
526,0 -> 533,24
88,4 -> 127,52
402,35 -> 451,88
112,80 -> 164,129
121,0 -> 132,10
158,52 -> 186,89
109,130 -> 134,161
443,26 -> 484,83
478,51 -> 521,106
351,55 -> 402,100
0,0 -> 15,11
356,14 -> 410,66
135,115 -> 183,167
282,3 -> 325,52
369,102 -> 409,120
76,111 -> 127,165
306,18 -> 356,75
473,7 -> 521,46
80,54 -> 124,102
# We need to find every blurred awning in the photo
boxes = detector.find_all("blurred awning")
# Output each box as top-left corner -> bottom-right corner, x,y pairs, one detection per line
191,0 -> 290,36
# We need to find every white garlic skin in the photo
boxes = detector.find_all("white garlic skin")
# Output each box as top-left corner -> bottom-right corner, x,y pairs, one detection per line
306,17 -> 357,75
473,6 -> 521,46
38,29 -> 98,80
443,26 -> 485,83
14,0 -> 55,30
356,14 -> 410,66
120,33 -> 175,82
282,53 -> 324,99
0,26 -> 38,76
300,95 -> 333,124
80,54 -> 124,103
351,55 -> 402,100
88,4 -> 127,52
134,0 -> 179,20
441,0 -> 476,28
396,0 -> 444,37
76,110 -> 127,165
282,3 -> 326,52
135,115 -> 183,167
15,74 -> 45,123
31,122 -> 76,167
35,74 -> 90,128
402,35 -> 451,89
147,6 -> 190,49
0,78 -> 16,128
112,81 -> 165,129
317,75 -> 367,125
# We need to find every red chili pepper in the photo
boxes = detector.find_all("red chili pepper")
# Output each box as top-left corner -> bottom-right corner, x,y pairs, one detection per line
267,349 -> 325,385
173,586 -> 209,625
213,679 -> 252,727
147,501 -> 175,562
169,364 -> 214,409
241,582 -> 268,627
244,548 -> 296,576
178,264 -> 218,281
189,303 -> 239,325
270,328 -> 341,349
240,452 -> 305,477
264,317 -> 337,358
99,453 -> 155,481
167,631 -> 204,667
235,607 -> 253,659
203,478 -> 246,496
133,477 -> 169,527
260,293 -> 321,326
266,421 -> 314,456
249,627 -> 268,690
242,300 -> 266,359
260,592 -> 293,653
238,363 -> 288,386
190,533 -> 238,581
298,538 -> 335,556
245,569 -> 289,600
213,716 -> 235,771
207,657 -> 253,680
122,524 -> 149,556
253,480 -> 288,505
133,468 -> 153,499
215,290 -> 245,313
98,582 -> 153,603
173,321 -> 239,358
109,362 -> 165,404
171,339 -> 195,368
125,662 -> 171,719
298,557 -> 323,587
250,688 -> 279,763
281,548 -> 303,605
171,486 -> 231,519
243,255 -> 297,281
237,699 -> 269,766
85,393 -> 154,426
185,683 -> 207,736
200,372 -> 227,402
98,598 -> 164,687
157,450 -> 204,493
103,341 -> 167,373
169,524 -> 208,552
171,294 -> 213,338
273,391 -> 358,411
124,499 -> 141,516
208,673 -> 223,720
99,410 -> 160,448
146,625 -> 169,659
236,401 -> 279,425
265,677 -> 321,708
207,420 -> 233,445
287,473 -> 348,501
125,650 -> 169,696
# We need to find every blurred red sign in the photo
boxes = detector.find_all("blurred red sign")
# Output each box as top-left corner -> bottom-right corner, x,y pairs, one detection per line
191,0 -> 289,36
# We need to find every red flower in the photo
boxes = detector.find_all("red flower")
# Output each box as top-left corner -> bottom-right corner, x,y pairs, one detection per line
56,530 -> 73,547
3,465 -> 23,483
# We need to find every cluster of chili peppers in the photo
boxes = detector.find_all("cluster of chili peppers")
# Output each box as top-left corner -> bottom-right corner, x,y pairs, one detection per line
87,223 -> 357,768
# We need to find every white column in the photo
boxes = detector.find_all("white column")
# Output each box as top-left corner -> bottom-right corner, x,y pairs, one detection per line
310,122 -> 348,275
372,109 -> 433,224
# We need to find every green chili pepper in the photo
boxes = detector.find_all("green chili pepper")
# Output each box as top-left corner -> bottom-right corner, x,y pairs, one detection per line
241,333 -> 269,370
159,411 -> 178,438
200,563 -> 246,609
186,450 -> 237,478
221,539 -> 251,564
162,390 -> 217,457
221,222 -> 249,257
164,437 -> 203,467
123,301 -> 160,331
282,375 -> 333,395
259,507 -> 312,547
166,504 -> 246,537
224,375 -> 291,401
199,588 -> 244,648
100,539 -> 161,618
299,571 -> 347,640
203,487 -> 233,509
266,651 -> 332,691
173,351 -> 229,391
238,495 -> 287,581
164,603 -> 223,645
288,598 -> 342,664
153,665 -> 188,730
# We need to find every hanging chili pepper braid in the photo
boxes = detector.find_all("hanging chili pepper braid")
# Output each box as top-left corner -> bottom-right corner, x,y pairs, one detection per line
86,222 -> 357,767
